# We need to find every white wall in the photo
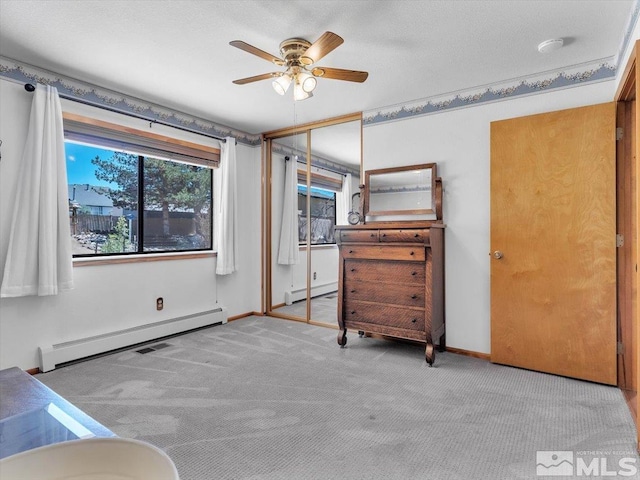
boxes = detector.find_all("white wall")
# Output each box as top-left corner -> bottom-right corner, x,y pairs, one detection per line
0,79 -> 261,370
363,80 -> 616,355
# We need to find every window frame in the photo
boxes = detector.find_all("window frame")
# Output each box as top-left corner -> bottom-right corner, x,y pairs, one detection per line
64,113 -> 219,259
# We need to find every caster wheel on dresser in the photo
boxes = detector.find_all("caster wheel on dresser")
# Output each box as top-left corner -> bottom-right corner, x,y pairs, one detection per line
358,331 -> 365,338
425,343 -> 435,367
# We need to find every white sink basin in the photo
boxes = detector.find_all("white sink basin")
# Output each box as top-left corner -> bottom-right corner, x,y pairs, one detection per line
0,437 -> 179,480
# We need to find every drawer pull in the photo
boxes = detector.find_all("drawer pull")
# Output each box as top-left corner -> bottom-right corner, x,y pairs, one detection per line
411,271 -> 417,276
351,268 -> 356,272
412,318 -> 418,323
381,233 -> 386,237
350,289 -> 356,293
351,310 -> 356,315
410,251 -> 415,256
411,294 -> 418,299
370,233 -> 375,237
414,233 -> 420,238
349,249 -> 354,254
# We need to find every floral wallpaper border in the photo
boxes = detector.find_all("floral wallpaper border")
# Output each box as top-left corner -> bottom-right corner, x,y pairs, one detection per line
0,56 -> 261,147
271,143 -> 360,177
363,58 -> 616,125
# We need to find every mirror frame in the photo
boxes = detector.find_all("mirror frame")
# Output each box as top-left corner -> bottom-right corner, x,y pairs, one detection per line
364,163 -> 437,218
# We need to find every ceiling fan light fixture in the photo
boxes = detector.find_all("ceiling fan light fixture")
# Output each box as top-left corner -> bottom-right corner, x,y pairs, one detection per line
272,74 -> 292,95
297,71 -> 317,93
293,81 -> 313,101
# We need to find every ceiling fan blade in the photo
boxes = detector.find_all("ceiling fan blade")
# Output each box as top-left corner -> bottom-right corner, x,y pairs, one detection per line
229,40 -> 285,66
300,31 -> 344,65
311,67 -> 368,83
232,72 -> 280,85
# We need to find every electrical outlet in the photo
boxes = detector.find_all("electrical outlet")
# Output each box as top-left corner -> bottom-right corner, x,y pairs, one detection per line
313,272 -> 317,280
156,297 -> 164,310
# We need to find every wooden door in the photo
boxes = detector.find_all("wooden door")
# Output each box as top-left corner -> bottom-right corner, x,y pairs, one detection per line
490,103 -> 617,385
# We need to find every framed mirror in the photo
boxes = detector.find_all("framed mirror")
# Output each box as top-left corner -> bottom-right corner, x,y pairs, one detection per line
364,163 -> 437,218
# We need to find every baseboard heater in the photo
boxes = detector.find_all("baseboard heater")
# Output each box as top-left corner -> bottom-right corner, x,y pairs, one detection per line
285,281 -> 337,305
38,307 -> 228,372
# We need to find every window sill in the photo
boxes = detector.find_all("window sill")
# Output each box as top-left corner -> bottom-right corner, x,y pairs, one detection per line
73,251 -> 216,267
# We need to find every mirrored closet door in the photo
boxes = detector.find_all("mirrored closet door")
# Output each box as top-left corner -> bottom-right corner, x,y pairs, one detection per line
265,113 -> 362,326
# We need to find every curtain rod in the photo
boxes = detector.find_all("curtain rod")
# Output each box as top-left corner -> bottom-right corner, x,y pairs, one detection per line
24,83 -> 234,144
287,155 -> 348,177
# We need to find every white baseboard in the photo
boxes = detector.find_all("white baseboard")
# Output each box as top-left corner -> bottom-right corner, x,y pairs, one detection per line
285,281 -> 338,305
38,307 -> 228,372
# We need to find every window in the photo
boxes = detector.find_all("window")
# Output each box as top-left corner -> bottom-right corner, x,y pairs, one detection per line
64,114 -> 217,257
297,185 -> 336,245
296,166 -> 342,245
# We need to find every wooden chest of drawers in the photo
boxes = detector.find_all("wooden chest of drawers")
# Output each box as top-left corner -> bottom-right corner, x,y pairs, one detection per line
335,223 -> 445,365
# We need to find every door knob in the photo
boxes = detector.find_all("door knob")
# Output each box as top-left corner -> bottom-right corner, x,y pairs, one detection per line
492,250 -> 504,260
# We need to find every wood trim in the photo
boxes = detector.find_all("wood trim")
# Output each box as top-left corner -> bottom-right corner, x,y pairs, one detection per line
227,312 -> 264,322
616,40 -> 638,102
306,130 -> 312,323
267,312 -> 310,324
261,135 -> 266,315
271,302 -> 286,310
617,99 -> 636,390
265,138 -> 274,315
25,367 -> 41,375
614,39 -> 639,450
73,251 -> 215,267
263,112 -> 362,139
446,346 -> 491,361
62,112 -> 221,157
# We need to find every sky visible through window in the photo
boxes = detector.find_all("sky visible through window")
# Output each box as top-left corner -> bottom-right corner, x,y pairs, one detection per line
65,141 -> 117,188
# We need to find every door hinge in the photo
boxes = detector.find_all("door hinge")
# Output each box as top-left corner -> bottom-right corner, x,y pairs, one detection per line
616,127 -> 623,141
617,342 -> 624,355
616,234 -> 624,247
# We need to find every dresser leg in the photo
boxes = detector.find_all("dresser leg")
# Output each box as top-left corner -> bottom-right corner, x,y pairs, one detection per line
425,343 -> 435,366
337,329 -> 347,347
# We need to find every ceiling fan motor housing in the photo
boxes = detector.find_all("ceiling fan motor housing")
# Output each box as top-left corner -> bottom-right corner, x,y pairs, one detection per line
279,38 -> 313,66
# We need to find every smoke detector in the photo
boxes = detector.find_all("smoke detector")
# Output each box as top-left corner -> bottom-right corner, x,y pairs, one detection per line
537,38 -> 564,54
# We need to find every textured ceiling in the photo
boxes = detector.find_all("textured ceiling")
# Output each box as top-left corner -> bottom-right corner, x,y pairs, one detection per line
0,0 -> 634,136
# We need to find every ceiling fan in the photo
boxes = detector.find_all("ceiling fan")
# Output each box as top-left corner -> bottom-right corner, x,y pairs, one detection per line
230,31 -> 368,101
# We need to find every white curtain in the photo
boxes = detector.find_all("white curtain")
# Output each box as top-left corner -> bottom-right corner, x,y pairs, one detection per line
1,85 -> 73,297
214,137 -> 238,275
335,173 -> 352,225
277,158 -> 299,265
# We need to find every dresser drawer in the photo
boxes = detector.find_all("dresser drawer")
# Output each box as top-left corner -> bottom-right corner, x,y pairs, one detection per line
344,300 -> 425,331
379,229 -> 429,244
338,229 -> 379,243
344,259 -> 426,284
342,245 -> 425,261
345,279 -> 425,307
